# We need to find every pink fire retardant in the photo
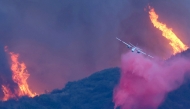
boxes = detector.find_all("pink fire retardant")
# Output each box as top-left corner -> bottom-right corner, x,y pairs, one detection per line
113,52 -> 190,109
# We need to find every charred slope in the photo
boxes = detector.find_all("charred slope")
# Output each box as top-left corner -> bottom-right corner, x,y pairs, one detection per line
0,67 -> 120,109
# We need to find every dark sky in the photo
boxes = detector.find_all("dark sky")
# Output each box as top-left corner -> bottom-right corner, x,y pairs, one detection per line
0,0 -> 190,93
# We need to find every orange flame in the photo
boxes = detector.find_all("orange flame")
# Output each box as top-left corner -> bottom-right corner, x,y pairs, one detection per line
148,6 -> 188,54
2,47 -> 37,101
2,85 -> 16,101
9,52 -> 36,97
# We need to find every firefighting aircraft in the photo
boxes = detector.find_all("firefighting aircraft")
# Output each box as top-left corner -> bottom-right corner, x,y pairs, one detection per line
116,37 -> 154,58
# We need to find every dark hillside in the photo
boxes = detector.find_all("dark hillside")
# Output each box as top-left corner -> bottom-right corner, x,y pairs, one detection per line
0,67 -> 120,109
1,49 -> 190,109
159,79 -> 190,109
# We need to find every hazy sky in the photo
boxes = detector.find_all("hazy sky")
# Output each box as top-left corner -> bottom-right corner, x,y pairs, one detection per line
0,0 -> 190,93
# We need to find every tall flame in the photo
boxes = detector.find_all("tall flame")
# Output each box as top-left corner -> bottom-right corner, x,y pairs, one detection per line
2,47 -> 37,101
9,52 -> 36,97
148,6 -> 188,54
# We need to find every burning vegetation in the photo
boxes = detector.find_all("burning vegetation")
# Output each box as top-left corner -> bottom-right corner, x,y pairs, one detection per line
2,85 -> 16,101
113,5 -> 190,109
8,51 -> 36,97
1,47 -> 36,101
148,6 -> 188,54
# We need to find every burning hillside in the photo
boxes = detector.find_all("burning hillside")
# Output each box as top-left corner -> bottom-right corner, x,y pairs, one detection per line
1,47 -> 36,101
113,4 -> 190,109
0,1 -> 189,109
148,6 -> 188,55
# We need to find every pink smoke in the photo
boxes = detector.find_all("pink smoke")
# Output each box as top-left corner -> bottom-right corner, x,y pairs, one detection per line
113,52 -> 190,109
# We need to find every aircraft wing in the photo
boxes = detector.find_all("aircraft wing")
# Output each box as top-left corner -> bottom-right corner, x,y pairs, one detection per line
116,37 -> 154,58
129,42 -> 135,47
116,37 -> 132,48
137,49 -> 146,55
147,55 -> 154,58
129,42 -> 143,50
136,49 -> 154,58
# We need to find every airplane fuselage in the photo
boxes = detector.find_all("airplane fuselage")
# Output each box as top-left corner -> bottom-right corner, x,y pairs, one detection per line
131,47 -> 136,52
116,37 -> 154,58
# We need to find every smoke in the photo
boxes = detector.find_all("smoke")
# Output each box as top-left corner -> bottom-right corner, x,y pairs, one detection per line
0,0 -> 190,94
119,0 -> 190,58
113,52 -> 190,109
0,0 -> 132,93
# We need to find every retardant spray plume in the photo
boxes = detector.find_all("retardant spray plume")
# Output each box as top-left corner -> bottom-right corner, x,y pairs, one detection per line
113,52 -> 190,109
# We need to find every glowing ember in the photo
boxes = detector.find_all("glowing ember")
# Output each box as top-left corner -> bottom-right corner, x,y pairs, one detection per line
148,6 -> 188,54
9,52 -> 36,97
